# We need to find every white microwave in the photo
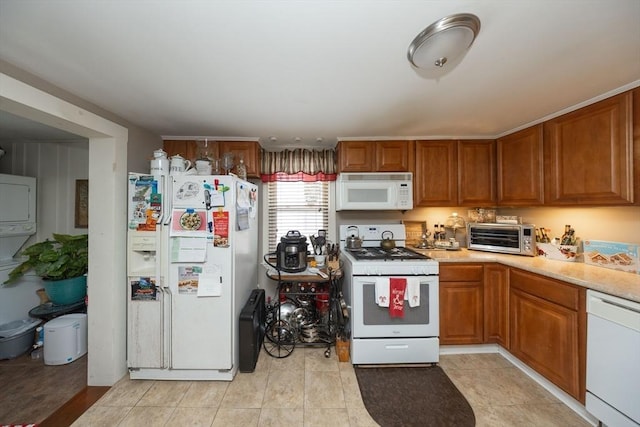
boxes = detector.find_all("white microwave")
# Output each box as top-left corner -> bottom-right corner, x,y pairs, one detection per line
335,172 -> 413,211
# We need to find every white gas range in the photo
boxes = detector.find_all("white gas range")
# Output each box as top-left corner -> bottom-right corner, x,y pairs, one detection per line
339,224 -> 439,365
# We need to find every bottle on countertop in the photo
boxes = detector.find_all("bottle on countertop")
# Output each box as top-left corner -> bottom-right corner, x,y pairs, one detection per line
560,225 -> 571,245
561,228 -> 576,245
538,227 -> 550,243
236,155 -> 247,181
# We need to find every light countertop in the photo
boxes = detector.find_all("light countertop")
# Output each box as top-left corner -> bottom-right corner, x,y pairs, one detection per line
414,248 -> 640,303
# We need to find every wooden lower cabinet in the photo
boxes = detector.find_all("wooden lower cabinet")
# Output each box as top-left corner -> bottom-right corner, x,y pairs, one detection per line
509,268 -> 586,403
483,263 -> 509,348
439,264 -> 484,345
440,263 -> 586,403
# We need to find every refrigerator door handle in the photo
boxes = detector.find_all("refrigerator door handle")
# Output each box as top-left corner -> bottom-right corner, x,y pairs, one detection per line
162,175 -> 172,226
163,286 -> 172,369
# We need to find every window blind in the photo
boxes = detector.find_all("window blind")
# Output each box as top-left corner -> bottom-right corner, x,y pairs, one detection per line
267,180 -> 329,252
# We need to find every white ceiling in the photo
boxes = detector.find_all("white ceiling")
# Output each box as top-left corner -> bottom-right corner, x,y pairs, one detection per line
0,110 -> 85,141
0,0 -> 639,149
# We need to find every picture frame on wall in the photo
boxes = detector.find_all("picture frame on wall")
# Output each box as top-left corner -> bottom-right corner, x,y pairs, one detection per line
75,179 -> 88,228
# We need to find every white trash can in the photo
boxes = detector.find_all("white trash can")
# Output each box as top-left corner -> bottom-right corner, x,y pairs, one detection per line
44,313 -> 87,365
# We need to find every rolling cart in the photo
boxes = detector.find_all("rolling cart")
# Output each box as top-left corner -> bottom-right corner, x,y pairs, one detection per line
263,257 -> 345,359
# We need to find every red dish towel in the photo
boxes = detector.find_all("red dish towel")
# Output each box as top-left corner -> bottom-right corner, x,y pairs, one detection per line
389,278 -> 407,318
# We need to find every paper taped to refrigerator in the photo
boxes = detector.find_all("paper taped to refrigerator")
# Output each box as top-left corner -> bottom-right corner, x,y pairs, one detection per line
171,237 -> 208,263
170,209 -> 208,236
198,265 -> 222,297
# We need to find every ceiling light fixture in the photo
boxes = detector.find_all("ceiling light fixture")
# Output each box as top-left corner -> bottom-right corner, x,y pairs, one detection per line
407,13 -> 480,69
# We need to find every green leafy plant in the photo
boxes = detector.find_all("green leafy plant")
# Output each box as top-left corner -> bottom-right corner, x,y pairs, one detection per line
3,233 -> 88,284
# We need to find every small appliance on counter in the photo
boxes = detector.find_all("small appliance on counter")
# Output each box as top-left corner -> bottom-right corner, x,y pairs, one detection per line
467,222 -> 536,256
276,230 -> 308,273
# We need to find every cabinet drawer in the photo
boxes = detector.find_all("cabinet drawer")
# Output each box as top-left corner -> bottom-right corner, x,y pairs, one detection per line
351,338 -> 439,364
510,268 -> 579,310
440,264 -> 483,282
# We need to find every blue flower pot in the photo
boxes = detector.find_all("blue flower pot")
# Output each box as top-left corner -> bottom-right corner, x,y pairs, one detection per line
43,276 -> 87,305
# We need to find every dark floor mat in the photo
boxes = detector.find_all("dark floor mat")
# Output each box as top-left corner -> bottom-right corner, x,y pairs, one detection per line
354,365 -> 475,427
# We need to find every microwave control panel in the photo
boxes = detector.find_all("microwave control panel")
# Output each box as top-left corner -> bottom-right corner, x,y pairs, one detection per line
398,183 -> 411,209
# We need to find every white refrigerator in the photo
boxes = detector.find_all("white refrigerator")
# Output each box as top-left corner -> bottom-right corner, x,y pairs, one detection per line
126,173 -> 259,380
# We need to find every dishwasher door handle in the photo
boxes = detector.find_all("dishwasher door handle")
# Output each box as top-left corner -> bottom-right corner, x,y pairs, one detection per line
588,290 -> 640,332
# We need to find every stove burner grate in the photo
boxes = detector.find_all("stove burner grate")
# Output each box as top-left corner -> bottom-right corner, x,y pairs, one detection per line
347,246 -> 431,261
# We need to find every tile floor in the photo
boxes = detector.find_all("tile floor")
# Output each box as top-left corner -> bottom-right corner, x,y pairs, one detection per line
72,350 -> 592,426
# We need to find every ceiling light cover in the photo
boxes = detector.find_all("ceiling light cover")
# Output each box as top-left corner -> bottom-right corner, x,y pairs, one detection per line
408,13 -> 481,69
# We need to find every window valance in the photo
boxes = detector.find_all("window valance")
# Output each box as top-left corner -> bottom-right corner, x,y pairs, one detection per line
260,148 -> 337,182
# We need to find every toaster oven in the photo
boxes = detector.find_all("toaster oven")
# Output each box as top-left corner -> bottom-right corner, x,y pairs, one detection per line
467,223 -> 536,256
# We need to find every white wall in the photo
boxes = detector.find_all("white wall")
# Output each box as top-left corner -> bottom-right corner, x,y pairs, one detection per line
0,71 -> 157,386
338,205 -> 640,246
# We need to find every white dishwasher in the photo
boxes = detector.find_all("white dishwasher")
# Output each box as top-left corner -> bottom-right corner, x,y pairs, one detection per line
586,290 -> 640,427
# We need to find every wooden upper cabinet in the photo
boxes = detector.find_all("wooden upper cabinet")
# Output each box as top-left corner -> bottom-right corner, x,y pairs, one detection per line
338,140 -> 413,172
164,140 -> 260,178
163,140 -> 201,163
497,125 -> 544,206
457,140 -> 496,206
218,141 -> 261,178
543,91 -> 634,205
338,141 -> 374,172
375,140 -> 414,172
415,140 -> 457,206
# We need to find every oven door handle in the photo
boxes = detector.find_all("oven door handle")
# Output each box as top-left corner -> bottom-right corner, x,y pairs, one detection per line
385,344 -> 409,350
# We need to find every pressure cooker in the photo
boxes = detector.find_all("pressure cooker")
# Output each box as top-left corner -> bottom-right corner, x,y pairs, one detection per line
276,230 -> 308,273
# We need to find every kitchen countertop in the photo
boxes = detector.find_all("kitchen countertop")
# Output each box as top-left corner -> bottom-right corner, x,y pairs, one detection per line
414,248 -> 640,303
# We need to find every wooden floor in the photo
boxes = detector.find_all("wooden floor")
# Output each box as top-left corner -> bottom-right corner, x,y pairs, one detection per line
41,386 -> 109,426
0,351 -> 100,425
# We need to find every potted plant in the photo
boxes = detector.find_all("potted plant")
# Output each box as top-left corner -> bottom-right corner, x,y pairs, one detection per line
3,233 -> 88,305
